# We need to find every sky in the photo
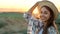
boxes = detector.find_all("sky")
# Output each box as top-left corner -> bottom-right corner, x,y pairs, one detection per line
0,0 -> 60,12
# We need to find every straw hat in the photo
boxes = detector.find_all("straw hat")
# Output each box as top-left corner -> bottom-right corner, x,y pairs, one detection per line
37,1 -> 59,20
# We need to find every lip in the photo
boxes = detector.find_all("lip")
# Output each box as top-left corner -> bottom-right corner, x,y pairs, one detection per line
41,18 -> 45,20
41,17 -> 46,21
41,17 -> 45,19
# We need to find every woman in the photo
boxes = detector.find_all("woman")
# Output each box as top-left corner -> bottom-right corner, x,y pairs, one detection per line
23,1 -> 59,34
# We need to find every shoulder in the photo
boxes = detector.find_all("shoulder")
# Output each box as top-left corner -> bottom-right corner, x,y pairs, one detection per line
48,26 -> 57,34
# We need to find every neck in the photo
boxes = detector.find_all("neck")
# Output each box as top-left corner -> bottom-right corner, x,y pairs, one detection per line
42,21 -> 48,26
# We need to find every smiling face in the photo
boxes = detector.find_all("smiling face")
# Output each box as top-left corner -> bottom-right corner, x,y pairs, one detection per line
40,7 -> 50,22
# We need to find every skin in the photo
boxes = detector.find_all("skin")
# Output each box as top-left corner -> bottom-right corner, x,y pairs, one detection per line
40,7 -> 50,22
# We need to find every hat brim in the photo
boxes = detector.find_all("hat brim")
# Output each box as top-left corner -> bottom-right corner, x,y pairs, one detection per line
37,1 -> 59,20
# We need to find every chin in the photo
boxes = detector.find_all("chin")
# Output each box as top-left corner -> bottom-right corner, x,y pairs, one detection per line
42,19 -> 47,22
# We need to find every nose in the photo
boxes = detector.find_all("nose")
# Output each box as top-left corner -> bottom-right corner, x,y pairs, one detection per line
40,13 -> 44,17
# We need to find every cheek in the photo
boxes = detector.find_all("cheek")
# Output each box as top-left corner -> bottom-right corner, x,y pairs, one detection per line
45,14 -> 50,20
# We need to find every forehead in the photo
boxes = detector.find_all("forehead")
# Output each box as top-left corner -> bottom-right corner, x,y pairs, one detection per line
41,7 -> 47,10
41,7 -> 49,12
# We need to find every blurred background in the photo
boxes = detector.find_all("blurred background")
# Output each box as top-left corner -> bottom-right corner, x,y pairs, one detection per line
0,0 -> 60,34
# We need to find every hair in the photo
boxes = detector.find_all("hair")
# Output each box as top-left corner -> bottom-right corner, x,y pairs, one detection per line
27,1 -> 58,34
40,6 -> 58,34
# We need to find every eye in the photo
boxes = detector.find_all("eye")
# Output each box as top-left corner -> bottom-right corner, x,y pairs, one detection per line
40,11 -> 42,13
44,11 -> 48,14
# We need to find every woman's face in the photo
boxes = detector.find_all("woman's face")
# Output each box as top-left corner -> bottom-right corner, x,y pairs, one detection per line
40,7 -> 50,22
